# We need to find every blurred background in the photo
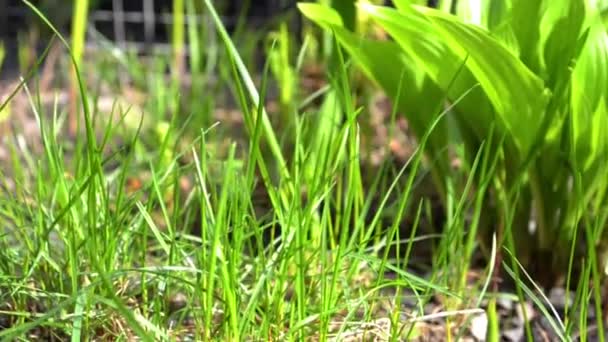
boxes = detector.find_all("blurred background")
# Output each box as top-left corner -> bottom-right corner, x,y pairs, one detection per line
0,0 -> 300,79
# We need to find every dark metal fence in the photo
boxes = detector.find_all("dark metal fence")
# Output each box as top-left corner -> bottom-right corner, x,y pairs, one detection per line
0,0 -> 298,76
1,1 -> 297,42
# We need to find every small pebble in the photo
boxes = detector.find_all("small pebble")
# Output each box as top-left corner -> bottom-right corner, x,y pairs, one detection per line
469,312 -> 488,341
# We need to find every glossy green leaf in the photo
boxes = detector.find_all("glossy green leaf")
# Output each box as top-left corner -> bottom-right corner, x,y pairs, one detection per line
511,0 -> 542,72
300,3 -> 451,185
421,6 -> 550,155
353,4 -> 494,156
543,1 -> 586,89
571,13 -> 608,171
298,3 -> 344,28
362,4 -> 549,158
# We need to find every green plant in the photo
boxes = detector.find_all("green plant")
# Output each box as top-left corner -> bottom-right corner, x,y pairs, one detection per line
0,41 -> 5,69
300,0 -> 608,284
69,0 -> 89,134
266,21 -> 298,141
2,0 -> 469,339
6,0 -> 608,339
0,42 -> 7,132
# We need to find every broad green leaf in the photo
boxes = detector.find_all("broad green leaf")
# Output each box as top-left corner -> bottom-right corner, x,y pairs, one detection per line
511,0 -> 542,72
331,0 -> 356,31
355,3 -> 494,147
298,3 -> 344,28
571,14 -> 608,171
419,6 -> 550,156
485,0 -> 511,32
300,3 -> 451,190
362,4 -> 549,158
585,102 -> 608,173
542,0 -> 585,89
521,1 -> 586,193
332,28 -> 448,151
354,3 -> 512,170
392,0 -> 411,12
485,20 -> 520,56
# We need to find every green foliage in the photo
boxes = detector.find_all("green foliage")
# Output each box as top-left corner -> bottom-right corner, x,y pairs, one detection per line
3,0 -> 608,339
0,42 -> 4,69
300,0 -> 608,276
71,0 -> 88,66
331,0 -> 356,31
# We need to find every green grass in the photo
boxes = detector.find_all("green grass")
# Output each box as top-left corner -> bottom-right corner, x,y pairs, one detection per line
0,1 -> 606,341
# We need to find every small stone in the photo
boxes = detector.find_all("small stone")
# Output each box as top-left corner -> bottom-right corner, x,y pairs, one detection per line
502,327 -> 524,342
470,312 -> 488,341
497,297 -> 514,311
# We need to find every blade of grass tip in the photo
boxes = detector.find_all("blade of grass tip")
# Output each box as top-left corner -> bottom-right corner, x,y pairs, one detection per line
202,0 -> 288,178
246,40 -> 274,191
137,201 -> 171,256
23,82 -> 74,224
191,133 -> 216,230
23,0 -> 100,173
0,35 -> 56,114
225,36 -> 288,220
24,7 -> 107,285
231,0 -> 251,39
113,111 -> 144,216
477,233 -> 497,308
97,100 -> 120,153
295,35 -> 310,72
298,83 -> 332,111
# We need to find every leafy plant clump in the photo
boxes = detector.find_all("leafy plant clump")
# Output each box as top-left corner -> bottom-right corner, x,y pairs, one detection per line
301,0 -> 608,285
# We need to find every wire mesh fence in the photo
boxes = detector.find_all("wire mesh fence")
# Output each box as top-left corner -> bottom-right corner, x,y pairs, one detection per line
0,0 -> 299,76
